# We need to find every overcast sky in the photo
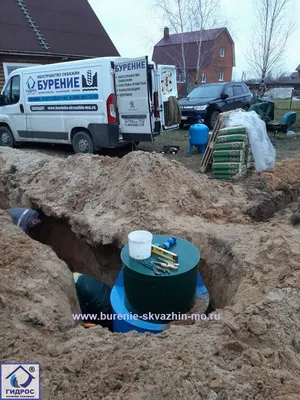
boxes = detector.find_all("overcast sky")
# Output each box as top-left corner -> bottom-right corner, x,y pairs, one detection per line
89,0 -> 299,80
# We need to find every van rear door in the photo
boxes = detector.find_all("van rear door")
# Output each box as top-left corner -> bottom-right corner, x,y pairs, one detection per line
156,65 -> 179,130
114,56 -> 154,142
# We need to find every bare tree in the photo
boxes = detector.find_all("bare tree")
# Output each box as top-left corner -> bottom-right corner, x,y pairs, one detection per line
155,0 -> 228,93
155,0 -> 193,82
192,0 -> 221,83
247,0 -> 295,81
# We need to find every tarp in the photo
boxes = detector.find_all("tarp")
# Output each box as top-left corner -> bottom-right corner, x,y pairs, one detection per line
224,110 -> 276,171
249,98 -> 274,123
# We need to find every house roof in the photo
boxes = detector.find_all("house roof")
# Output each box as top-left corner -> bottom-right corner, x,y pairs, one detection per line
153,41 -> 212,70
155,28 -> 227,47
296,65 -> 300,71
152,27 -> 235,70
0,0 -> 119,58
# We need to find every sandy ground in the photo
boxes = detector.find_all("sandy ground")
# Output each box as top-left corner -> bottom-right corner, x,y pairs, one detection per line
1,148 -> 300,399
8,128 -> 300,175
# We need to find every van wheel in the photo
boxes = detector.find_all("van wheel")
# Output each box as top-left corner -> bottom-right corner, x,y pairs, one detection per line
72,131 -> 95,154
0,126 -> 15,147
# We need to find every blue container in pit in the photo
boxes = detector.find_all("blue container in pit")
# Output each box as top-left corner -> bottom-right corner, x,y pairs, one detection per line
110,269 -> 209,334
189,116 -> 209,154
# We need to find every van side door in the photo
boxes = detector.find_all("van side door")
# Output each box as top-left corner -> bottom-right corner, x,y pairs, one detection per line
0,74 -> 26,140
156,65 -> 179,130
114,57 -> 154,142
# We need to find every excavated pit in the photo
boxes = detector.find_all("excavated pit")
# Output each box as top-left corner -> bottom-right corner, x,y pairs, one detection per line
0,202 -> 243,319
31,213 -> 122,288
246,187 -> 299,222
32,215 -> 242,314
194,235 -> 244,311
0,181 -> 243,320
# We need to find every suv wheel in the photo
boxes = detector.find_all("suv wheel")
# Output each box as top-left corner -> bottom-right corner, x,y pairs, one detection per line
209,111 -> 219,130
0,126 -> 15,147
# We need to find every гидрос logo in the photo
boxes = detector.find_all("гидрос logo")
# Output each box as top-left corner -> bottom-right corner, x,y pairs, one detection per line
0,363 -> 40,400
26,77 -> 37,94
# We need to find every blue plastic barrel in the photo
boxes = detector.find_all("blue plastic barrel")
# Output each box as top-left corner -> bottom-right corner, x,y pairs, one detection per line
189,116 -> 209,154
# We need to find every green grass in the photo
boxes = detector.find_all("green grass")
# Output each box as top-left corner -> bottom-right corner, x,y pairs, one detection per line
273,99 -> 300,111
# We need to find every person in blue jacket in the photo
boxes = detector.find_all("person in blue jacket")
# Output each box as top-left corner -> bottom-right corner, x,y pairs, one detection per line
7,207 -> 41,234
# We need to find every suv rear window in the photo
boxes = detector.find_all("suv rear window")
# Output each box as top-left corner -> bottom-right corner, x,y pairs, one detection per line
233,86 -> 243,96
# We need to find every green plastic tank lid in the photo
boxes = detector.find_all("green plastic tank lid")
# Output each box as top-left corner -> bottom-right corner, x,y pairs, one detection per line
121,235 -> 201,316
121,235 -> 200,277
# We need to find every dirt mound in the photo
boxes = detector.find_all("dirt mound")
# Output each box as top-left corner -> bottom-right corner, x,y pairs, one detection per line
1,212 -> 300,400
0,210 -> 80,333
1,148 -> 300,399
246,158 -> 300,191
0,149 -> 251,245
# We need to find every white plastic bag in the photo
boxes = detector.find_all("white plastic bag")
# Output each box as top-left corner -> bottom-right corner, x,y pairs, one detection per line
224,110 -> 276,171
287,130 -> 296,136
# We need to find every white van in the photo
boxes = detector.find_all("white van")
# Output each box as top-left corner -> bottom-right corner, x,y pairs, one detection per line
0,56 -> 179,154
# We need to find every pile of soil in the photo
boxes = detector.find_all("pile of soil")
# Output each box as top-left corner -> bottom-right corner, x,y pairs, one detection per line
245,158 -> 300,191
1,148 -> 300,399
0,149 -> 252,245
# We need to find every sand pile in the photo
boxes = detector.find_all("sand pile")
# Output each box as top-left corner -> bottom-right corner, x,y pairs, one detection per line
1,211 -> 300,400
0,149 -> 252,245
1,148 -> 300,399
245,158 -> 300,191
264,158 -> 300,190
0,210 -> 80,334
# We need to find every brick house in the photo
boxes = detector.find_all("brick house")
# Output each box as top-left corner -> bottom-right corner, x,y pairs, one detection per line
152,27 -> 235,96
0,0 -> 119,89
296,65 -> 300,79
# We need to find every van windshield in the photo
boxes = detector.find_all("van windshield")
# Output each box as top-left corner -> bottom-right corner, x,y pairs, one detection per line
188,85 -> 222,99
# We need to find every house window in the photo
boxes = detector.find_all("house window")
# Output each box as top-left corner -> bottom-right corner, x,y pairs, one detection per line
201,73 -> 206,83
3,62 -> 41,82
219,72 -> 224,81
220,48 -> 225,57
176,69 -> 185,83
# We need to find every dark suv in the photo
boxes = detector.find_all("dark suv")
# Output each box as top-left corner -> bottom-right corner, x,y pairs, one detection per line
179,82 -> 253,129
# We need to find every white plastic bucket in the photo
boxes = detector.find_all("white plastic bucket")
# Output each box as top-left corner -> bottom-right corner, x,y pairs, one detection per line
128,230 -> 153,260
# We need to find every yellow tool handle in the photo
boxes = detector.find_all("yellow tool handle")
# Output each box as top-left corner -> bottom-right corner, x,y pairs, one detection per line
151,244 -> 178,263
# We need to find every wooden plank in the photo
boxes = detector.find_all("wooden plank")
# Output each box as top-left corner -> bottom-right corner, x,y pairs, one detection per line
199,111 -> 232,173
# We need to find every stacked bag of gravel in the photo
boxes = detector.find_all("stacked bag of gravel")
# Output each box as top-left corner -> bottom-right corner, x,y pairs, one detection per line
212,126 -> 254,180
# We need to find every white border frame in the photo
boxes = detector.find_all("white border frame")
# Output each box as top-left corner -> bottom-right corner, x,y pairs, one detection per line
3,62 -> 40,81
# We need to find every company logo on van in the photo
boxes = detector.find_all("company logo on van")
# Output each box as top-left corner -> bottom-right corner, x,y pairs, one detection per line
26,76 -> 37,94
82,70 -> 98,91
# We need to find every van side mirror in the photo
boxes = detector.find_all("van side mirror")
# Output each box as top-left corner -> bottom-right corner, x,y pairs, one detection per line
221,93 -> 228,100
0,95 -> 4,106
